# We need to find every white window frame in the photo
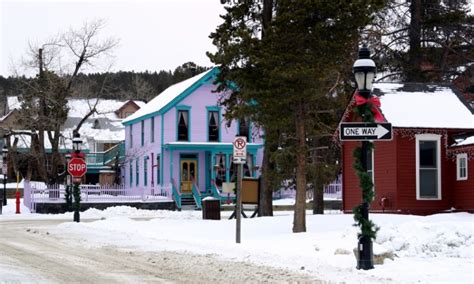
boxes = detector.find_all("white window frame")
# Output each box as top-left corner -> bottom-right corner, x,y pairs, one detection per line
416,134 -> 442,200
367,147 -> 375,193
456,153 -> 468,181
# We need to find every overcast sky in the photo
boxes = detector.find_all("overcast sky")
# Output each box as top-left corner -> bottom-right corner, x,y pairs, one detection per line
0,0 -> 225,77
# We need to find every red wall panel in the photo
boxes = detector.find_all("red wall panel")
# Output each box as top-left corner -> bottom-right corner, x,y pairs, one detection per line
342,130 -> 465,215
452,149 -> 474,212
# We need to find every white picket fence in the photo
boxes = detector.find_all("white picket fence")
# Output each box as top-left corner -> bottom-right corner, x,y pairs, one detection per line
273,182 -> 342,200
23,180 -> 173,213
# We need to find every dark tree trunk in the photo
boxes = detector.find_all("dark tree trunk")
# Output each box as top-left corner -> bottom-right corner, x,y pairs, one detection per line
313,180 -> 324,214
262,0 -> 273,38
259,145 -> 273,216
407,0 -> 422,82
257,0 -> 275,217
293,100 -> 306,233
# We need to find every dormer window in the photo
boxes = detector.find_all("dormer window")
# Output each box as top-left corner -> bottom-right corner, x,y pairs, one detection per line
92,119 -> 100,129
177,109 -> 189,141
238,118 -> 250,142
208,110 -> 219,142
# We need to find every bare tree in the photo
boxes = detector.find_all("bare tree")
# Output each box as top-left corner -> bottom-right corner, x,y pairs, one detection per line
6,19 -> 118,183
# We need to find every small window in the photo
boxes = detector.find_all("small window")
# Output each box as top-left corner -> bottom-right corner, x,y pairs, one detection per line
129,125 -> 133,148
367,148 -> 374,186
238,118 -> 250,142
151,117 -> 155,143
156,154 -> 161,185
243,154 -> 254,177
457,153 -> 468,181
144,157 -> 148,186
177,110 -> 189,141
416,134 -> 441,200
215,154 -> 226,187
92,119 -> 100,129
141,121 -> 145,146
208,111 -> 219,142
129,162 -> 133,187
136,159 -> 139,186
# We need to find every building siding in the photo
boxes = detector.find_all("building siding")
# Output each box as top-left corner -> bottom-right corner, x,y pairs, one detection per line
342,130 -> 471,215
124,81 -> 264,192
396,133 -> 452,214
452,147 -> 474,212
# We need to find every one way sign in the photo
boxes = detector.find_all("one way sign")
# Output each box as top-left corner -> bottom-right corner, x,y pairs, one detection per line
340,122 -> 392,141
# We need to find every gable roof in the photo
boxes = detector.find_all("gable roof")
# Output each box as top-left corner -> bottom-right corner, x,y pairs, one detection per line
373,83 -> 474,129
452,135 -> 474,147
122,67 -> 218,126
114,100 -> 144,115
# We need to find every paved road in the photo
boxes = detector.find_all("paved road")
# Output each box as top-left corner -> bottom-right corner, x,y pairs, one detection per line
0,219 -> 320,283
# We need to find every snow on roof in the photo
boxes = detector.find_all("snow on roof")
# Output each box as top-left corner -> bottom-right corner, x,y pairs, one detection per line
7,96 -> 20,110
452,135 -> 474,147
122,68 -> 214,124
6,130 -> 89,151
374,83 -> 474,129
67,98 -> 124,120
133,100 -> 146,108
6,96 -> 133,148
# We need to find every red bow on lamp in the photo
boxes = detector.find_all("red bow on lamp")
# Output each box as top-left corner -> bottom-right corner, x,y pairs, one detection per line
354,91 -> 384,122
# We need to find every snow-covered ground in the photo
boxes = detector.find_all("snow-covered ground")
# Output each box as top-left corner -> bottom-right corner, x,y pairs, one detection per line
1,199 -> 473,283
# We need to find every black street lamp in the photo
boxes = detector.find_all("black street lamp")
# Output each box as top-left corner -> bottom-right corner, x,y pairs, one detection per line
72,132 -> 82,222
64,153 -> 72,211
2,145 -> 7,206
353,45 -> 376,270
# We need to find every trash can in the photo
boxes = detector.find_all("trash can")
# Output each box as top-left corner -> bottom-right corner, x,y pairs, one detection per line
202,197 -> 221,220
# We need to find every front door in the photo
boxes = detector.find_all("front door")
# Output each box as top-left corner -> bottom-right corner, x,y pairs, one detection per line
180,159 -> 197,193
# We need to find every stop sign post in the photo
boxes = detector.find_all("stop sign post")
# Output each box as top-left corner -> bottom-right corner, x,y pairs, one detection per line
68,157 -> 87,178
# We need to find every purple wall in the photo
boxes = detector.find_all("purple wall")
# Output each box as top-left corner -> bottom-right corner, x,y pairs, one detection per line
124,82 -> 264,191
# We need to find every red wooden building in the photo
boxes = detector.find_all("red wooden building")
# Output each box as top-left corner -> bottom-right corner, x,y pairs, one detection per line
340,83 -> 474,215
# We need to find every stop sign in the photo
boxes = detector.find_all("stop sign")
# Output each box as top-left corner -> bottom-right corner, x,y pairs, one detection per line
68,157 -> 87,177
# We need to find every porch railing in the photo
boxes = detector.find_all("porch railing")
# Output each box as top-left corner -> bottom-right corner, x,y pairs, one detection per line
171,178 -> 182,210
23,180 -> 172,213
191,182 -> 202,209
273,182 -> 342,200
85,142 -> 125,167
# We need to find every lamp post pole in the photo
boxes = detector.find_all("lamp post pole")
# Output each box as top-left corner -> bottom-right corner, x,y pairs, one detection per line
72,132 -> 83,223
353,45 -> 377,270
2,145 -> 7,206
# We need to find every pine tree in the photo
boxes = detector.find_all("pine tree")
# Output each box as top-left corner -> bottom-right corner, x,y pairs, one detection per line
366,0 -> 473,82
209,0 -> 385,233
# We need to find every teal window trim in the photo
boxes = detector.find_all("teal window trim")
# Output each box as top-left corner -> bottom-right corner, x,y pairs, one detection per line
151,117 -> 155,143
141,120 -> 145,146
136,159 -> 139,186
129,162 -> 133,187
144,156 -> 148,186
206,106 -> 220,142
176,105 -> 191,142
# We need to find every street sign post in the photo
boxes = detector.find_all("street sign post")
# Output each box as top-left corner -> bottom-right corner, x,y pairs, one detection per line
340,122 -> 392,141
67,157 -> 87,178
233,136 -> 247,164
232,136 -> 247,244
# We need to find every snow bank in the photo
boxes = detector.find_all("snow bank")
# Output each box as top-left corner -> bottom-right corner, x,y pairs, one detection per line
376,213 -> 473,258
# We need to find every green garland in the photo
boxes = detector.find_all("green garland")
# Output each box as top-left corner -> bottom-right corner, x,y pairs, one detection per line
64,184 -> 73,212
73,183 -> 81,213
352,102 -> 379,240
